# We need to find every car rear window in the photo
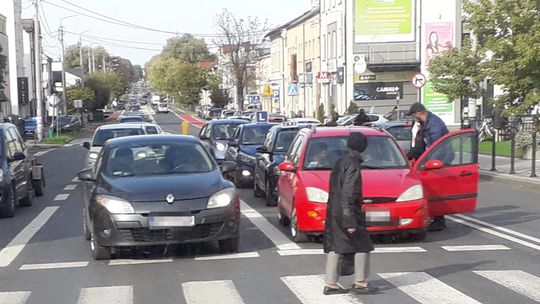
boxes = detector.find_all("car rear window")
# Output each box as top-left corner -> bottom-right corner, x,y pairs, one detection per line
212,124 -> 241,140
93,128 -> 144,146
274,130 -> 298,152
242,125 -> 273,145
303,135 -> 408,170
120,117 -> 144,123
386,126 -> 413,141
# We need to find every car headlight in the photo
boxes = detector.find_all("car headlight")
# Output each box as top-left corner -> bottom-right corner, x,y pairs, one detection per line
88,152 -> 99,160
207,188 -> 236,209
306,187 -> 329,203
238,153 -> 255,164
96,195 -> 134,214
396,185 -> 424,202
216,142 -> 226,152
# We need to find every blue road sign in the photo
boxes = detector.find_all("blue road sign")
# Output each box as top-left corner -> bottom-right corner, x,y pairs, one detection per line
247,95 -> 261,104
287,84 -> 299,96
272,89 -> 280,100
256,111 -> 268,123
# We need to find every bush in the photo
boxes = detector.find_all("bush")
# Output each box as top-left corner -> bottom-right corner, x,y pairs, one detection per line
317,104 -> 325,123
515,131 -> 539,149
347,102 -> 358,114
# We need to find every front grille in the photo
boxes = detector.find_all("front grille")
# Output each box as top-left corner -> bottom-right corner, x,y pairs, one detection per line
363,197 -> 397,204
119,223 -> 223,242
119,228 -> 173,242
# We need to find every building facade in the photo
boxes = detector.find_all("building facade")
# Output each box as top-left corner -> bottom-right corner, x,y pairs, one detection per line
0,13 -> 9,116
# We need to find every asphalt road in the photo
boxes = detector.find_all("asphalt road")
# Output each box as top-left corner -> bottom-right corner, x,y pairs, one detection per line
0,111 -> 539,304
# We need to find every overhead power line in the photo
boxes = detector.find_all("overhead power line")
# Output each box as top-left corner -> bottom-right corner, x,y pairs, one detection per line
64,30 -> 165,46
39,1 -> 58,39
79,37 -> 162,52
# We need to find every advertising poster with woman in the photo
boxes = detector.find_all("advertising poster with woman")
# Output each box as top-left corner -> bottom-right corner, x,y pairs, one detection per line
424,22 -> 454,65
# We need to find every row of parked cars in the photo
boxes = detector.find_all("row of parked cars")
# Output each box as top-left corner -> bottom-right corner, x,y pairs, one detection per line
198,116 -> 479,243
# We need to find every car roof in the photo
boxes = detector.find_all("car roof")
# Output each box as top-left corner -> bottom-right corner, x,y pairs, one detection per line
300,126 -> 390,138
206,119 -> 249,125
241,122 -> 275,128
375,121 -> 413,128
97,123 -> 156,130
105,135 -> 199,147
269,122 -> 315,132
0,123 -> 15,130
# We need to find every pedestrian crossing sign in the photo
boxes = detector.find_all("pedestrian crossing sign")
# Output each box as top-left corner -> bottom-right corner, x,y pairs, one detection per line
287,84 -> 299,96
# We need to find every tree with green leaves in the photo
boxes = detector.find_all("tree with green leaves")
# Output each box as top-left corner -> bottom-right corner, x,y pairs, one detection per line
162,34 -> 216,64
427,40 -> 485,105
66,86 -> 95,110
210,89 -> 232,108
85,72 -> 124,108
463,0 -> 540,116
133,65 -> 144,80
0,45 -> 7,101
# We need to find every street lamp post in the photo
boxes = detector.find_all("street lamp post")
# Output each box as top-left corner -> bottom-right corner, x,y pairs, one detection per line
78,31 -> 91,86
59,15 -> 76,115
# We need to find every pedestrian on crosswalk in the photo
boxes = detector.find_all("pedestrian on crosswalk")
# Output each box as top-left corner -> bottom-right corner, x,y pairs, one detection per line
323,132 -> 379,295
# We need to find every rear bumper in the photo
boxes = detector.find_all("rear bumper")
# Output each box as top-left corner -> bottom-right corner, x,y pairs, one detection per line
91,200 -> 241,247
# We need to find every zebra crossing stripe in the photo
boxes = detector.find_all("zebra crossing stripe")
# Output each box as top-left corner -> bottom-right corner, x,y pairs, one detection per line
281,275 -> 361,304
182,280 -> 244,304
379,272 -> 482,304
474,270 -> 540,302
0,291 -> 31,304
77,286 -> 133,304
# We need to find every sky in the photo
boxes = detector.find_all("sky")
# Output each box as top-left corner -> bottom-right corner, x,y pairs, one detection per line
22,0 -> 312,66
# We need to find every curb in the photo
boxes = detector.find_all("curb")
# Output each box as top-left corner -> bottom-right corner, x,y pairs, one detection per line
480,170 -> 540,187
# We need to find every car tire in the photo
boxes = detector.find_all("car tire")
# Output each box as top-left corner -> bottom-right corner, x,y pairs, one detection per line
265,180 -> 277,206
219,237 -> 239,253
83,209 -> 91,241
19,177 -> 33,207
253,180 -> 264,198
0,186 -> 16,218
33,171 -> 45,197
290,208 -> 310,243
90,232 -> 111,260
411,230 -> 427,242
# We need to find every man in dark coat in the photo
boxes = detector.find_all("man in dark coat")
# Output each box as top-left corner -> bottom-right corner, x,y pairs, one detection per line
353,109 -> 370,126
323,132 -> 378,295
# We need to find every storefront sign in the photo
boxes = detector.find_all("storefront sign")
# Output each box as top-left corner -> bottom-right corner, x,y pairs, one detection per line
354,82 -> 403,101
355,0 -> 415,43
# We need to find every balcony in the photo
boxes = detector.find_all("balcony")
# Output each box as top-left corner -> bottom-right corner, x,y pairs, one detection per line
354,42 -> 419,71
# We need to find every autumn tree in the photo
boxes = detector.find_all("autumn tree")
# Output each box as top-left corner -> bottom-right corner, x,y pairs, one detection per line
214,9 -> 269,110
66,86 -> 95,110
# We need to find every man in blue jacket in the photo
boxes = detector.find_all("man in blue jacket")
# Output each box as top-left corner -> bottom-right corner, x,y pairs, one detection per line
407,102 -> 449,231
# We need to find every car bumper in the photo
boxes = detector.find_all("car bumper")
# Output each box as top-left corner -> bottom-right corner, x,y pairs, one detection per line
295,199 -> 428,234
91,200 -> 241,247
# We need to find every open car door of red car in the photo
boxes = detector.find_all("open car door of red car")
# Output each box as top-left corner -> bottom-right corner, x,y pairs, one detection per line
413,129 -> 479,217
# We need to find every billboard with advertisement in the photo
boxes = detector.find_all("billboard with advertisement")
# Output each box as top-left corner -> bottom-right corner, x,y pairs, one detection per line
354,82 -> 403,101
355,0 -> 415,43
424,22 -> 454,66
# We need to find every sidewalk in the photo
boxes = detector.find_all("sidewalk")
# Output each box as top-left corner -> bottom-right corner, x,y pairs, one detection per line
478,154 -> 540,186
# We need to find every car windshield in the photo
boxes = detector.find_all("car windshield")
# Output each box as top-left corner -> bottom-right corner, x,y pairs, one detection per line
274,130 -> 298,152
385,125 -> 413,141
212,124 -> 241,140
120,117 -> 144,123
93,128 -> 144,147
159,103 -> 168,107
104,143 -> 214,177
303,136 -> 408,170
242,126 -> 273,145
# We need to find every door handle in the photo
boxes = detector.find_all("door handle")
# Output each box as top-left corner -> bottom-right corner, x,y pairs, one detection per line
459,170 -> 474,177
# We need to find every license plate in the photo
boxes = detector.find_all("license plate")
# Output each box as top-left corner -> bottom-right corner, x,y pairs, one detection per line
366,210 -> 390,223
149,216 -> 195,229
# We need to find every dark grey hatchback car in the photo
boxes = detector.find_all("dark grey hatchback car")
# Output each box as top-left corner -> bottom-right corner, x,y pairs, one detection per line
78,135 -> 240,260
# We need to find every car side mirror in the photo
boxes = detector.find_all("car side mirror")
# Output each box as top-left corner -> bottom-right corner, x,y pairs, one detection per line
11,152 -> 26,162
83,141 -> 91,149
199,134 -> 209,140
221,161 -> 237,174
256,146 -> 268,153
278,161 -> 296,172
424,159 -> 444,170
77,169 -> 96,181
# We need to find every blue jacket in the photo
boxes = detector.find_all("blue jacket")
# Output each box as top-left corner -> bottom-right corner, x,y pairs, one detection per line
424,112 -> 448,147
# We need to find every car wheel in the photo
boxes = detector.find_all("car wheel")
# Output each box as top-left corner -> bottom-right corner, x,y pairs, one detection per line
83,209 -> 91,241
290,208 -> 310,243
265,181 -> 277,207
90,232 -> 111,260
253,180 -> 264,198
33,171 -> 45,197
411,230 -> 427,242
19,177 -> 33,207
0,186 -> 16,218
219,237 -> 239,253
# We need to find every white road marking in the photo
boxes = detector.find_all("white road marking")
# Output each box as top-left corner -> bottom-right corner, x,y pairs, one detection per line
240,201 -> 300,251
194,252 -> 260,261
182,280 -> 245,304
34,150 -> 51,157
64,184 -> 78,191
63,144 -> 74,147
277,247 -> 426,256
0,206 -> 59,267
281,275 -> 361,304
441,245 -> 511,252
379,272 -> 482,304
474,270 -> 540,302
447,216 -> 540,251
108,259 -> 173,266
20,261 -> 89,270
77,286 -> 133,304
0,291 -> 31,304
54,194 -> 70,201
453,214 -> 540,244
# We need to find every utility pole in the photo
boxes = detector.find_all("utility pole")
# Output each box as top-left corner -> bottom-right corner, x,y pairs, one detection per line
91,49 -> 95,72
87,47 -> 92,73
33,0 -> 43,142
59,25 -> 67,115
79,38 -> 84,86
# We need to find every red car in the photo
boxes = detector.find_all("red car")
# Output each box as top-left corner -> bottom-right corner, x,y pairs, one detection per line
277,127 -> 478,242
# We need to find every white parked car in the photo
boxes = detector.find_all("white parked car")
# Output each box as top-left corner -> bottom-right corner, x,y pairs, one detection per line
288,118 -> 322,125
83,123 -> 164,168
157,102 -> 169,113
